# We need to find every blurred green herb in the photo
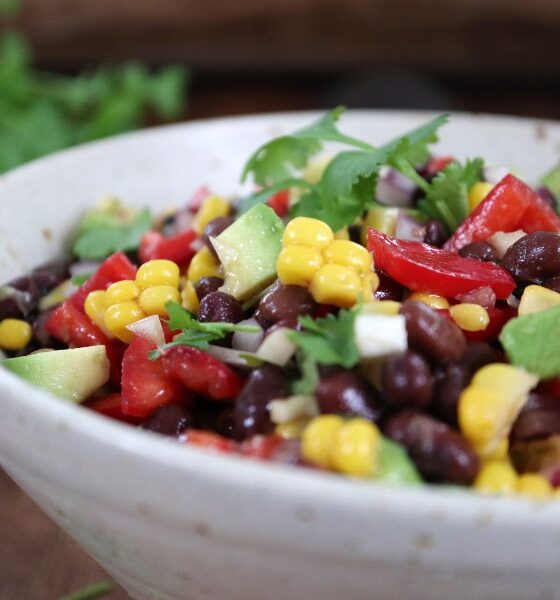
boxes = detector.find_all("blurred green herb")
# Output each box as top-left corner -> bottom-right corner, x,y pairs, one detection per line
0,24 -> 189,174
56,580 -> 112,600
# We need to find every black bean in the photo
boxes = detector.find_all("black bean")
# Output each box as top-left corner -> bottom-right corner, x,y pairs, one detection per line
423,219 -> 448,248
140,404 -> 196,436
315,371 -> 382,422
202,216 -> 234,259
384,411 -> 480,485
501,231 -> 560,285
195,276 -> 224,300
32,307 -> 63,348
433,342 -> 498,425
510,391 -> 560,444
458,242 -> 498,263
199,291 -> 243,324
374,271 -> 405,302
234,365 -> 288,440
543,276 -> 560,294
400,300 -> 466,364
348,224 -> 362,244
381,351 -> 433,410
257,284 -> 316,325
215,408 -> 236,439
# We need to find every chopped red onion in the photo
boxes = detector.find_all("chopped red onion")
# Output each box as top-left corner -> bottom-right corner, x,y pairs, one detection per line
394,212 -> 425,242
454,286 -> 496,309
375,166 -> 417,208
507,294 -> 520,309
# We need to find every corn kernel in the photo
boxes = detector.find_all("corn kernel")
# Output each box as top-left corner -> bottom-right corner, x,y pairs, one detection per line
468,182 -> 494,212
187,247 -> 221,283
84,290 -> 108,330
275,418 -> 310,440
517,473 -> 553,500
310,263 -> 362,308
449,303 -> 490,332
104,301 -> 145,343
136,260 -> 180,289
0,318 -> 32,350
301,415 -> 344,468
139,285 -> 181,316
333,227 -> 350,240
193,195 -> 230,234
362,271 -> 380,303
277,245 -> 323,286
331,419 -> 380,477
518,284 -> 560,316
104,280 -> 140,306
181,280 -> 200,314
474,461 -> 518,496
362,300 -> 402,315
361,207 -> 399,243
323,240 -> 373,274
408,293 -> 450,310
283,217 -> 334,250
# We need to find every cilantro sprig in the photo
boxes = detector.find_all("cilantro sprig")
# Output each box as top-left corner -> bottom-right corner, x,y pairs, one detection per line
417,158 -> 484,233
288,307 -> 360,370
73,207 -> 152,260
149,302 -> 260,358
239,108 -> 449,231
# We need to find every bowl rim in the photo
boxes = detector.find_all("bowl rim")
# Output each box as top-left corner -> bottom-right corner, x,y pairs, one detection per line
2,108 -> 560,526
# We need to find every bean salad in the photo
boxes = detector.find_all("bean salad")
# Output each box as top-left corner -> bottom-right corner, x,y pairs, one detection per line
3,108 -> 560,500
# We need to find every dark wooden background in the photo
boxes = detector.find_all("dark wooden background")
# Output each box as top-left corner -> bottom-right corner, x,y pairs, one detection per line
3,2 -> 560,598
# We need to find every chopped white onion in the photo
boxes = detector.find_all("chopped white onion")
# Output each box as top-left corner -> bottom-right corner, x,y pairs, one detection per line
354,313 -> 407,359
394,211 -> 425,242
232,318 -> 264,352
126,315 -> 166,347
507,294 -> 520,308
482,165 -> 511,185
375,166 -> 417,208
268,395 -> 319,425
488,229 -> 526,258
255,327 -> 297,366
69,261 -> 101,277
204,345 -> 258,367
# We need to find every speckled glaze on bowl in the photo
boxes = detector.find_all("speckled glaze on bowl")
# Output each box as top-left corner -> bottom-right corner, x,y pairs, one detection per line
1,111 -> 560,600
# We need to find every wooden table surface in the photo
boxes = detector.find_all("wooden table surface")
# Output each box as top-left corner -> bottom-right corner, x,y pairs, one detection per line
2,79 -> 560,600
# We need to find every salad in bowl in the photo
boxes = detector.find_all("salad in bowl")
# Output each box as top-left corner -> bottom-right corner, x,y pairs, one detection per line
3,107 -> 560,501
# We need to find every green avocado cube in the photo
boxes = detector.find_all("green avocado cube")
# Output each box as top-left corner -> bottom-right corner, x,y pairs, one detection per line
211,203 -> 284,301
499,304 -> 560,379
2,345 -> 110,403
377,438 -> 422,485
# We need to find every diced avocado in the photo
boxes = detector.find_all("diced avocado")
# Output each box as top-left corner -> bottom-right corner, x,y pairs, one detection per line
499,304 -> 560,379
377,438 -> 422,485
211,204 -> 284,301
2,345 -> 110,403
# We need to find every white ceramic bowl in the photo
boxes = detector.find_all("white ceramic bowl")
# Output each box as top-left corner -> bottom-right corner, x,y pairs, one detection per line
2,111 -> 560,600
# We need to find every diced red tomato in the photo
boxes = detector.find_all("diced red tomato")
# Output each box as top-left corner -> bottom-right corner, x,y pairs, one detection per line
183,429 -> 238,454
368,229 -> 516,300
121,335 -> 186,418
439,305 -> 515,343
138,227 -> 198,266
162,345 -> 245,402
444,174 -> 560,252
266,189 -> 290,218
70,252 -> 137,311
87,393 -> 142,424
45,300 -> 125,383
424,156 -> 456,178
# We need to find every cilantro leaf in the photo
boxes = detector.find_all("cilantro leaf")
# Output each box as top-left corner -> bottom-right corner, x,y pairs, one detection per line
72,208 -> 152,259
241,106 -> 374,187
56,580 -> 112,600
150,302 -> 260,357
288,308 -> 359,369
292,351 -> 320,395
417,158 -> 484,233
541,164 -> 560,210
